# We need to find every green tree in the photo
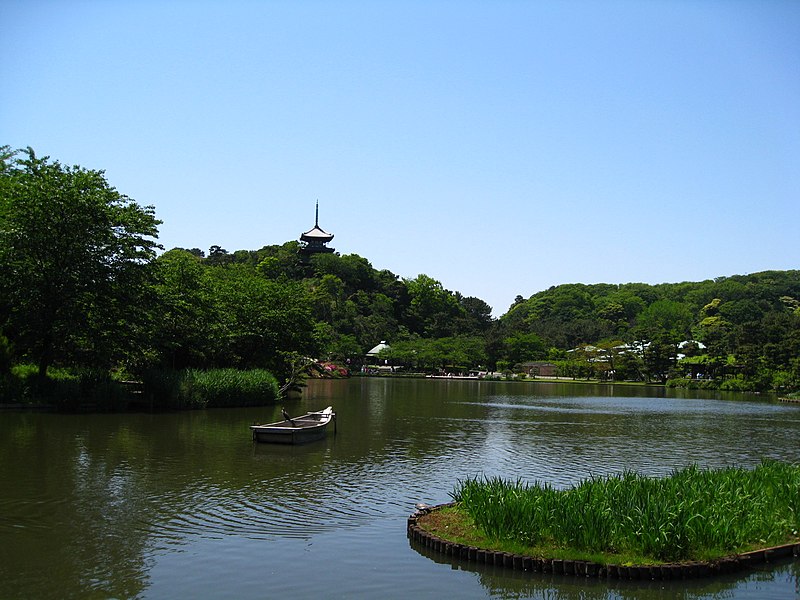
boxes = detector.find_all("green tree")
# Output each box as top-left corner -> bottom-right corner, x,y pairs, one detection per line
635,299 -> 694,343
325,333 -> 363,364
351,293 -> 399,349
255,241 -> 305,279
595,290 -> 646,336
696,298 -> 733,369
150,249 -> 218,369
206,245 -> 232,266
310,273 -> 346,323
378,336 -> 486,372
457,295 -> 494,334
212,266 -> 319,374
405,274 -> 464,337
503,332 -> 546,365
642,336 -> 678,383
0,147 -> 161,377
310,253 -> 376,295
439,335 -> 487,370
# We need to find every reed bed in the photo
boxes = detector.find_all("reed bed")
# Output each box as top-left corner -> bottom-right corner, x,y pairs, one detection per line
451,461 -> 800,562
143,368 -> 279,409
182,368 -> 279,408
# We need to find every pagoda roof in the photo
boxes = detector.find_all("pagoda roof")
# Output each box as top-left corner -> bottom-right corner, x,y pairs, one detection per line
301,225 -> 334,241
300,201 -> 335,242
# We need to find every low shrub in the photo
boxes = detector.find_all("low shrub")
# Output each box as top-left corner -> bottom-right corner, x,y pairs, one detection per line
2,365 -> 279,411
719,375 -> 759,392
316,361 -> 349,378
666,377 -> 719,390
2,365 -> 129,410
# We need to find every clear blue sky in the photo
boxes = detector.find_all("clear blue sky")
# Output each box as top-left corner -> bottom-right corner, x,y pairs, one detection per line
2,1 -> 798,316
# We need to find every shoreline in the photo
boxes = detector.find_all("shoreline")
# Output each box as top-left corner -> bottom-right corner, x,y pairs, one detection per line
357,372 -> 665,386
408,503 -> 800,580
357,373 -> 791,396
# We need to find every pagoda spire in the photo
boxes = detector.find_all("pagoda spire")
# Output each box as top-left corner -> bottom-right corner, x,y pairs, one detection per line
299,201 -> 335,255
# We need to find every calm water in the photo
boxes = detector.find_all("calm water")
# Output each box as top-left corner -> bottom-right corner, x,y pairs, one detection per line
1,378 -> 799,599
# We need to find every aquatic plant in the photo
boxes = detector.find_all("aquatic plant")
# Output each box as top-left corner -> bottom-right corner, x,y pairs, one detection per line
451,461 -> 800,562
143,368 -> 279,409
182,368 -> 279,408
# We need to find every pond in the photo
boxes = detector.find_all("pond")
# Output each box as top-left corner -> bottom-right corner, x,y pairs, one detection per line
1,378 -> 799,599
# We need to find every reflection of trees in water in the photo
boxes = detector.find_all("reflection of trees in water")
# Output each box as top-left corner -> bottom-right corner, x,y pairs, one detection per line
1,409 -> 276,598
2,405 -> 382,599
68,439 -> 153,599
411,538 -> 799,600
0,415 -> 152,599
3,381 -> 799,599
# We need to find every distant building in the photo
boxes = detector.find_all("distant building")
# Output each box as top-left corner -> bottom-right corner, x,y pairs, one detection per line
519,361 -> 558,377
364,341 -> 393,373
366,341 -> 390,359
300,201 -> 335,255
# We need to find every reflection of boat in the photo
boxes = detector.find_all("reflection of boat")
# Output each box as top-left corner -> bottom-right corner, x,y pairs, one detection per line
250,406 -> 335,444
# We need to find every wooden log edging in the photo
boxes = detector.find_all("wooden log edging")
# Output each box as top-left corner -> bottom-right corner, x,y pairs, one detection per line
407,503 -> 800,580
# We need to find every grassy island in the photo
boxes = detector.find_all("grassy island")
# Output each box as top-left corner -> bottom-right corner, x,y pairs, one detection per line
419,461 -> 800,567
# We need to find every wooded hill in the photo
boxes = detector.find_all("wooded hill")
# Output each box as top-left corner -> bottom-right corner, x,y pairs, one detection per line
498,270 -> 800,390
184,244 -> 800,391
2,146 -> 798,392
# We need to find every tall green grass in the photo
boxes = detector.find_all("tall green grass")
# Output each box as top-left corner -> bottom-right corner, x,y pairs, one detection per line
451,461 -> 800,562
143,368 -> 279,409
2,366 -> 280,411
182,368 -> 279,408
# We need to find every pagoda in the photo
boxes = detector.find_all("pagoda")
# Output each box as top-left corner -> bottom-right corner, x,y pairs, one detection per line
299,201 -> 335,255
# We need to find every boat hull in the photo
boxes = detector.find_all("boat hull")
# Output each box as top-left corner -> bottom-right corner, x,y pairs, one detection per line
251,424 -> 329,444
250,407 -> 334,444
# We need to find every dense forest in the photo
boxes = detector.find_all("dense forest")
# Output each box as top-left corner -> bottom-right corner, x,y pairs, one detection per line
1,147 -> 798,400
499,272 -> 800,390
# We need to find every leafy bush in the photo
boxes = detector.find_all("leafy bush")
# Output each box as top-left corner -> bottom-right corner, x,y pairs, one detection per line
719,375 -> 758,392
2,365 -> 129,410
0,373 -> 25,403
773,369 -> 800,393
3,364 -> 79,407
666,377 -> 719,390
10,364 -> 41,380
317,361 -> 349,378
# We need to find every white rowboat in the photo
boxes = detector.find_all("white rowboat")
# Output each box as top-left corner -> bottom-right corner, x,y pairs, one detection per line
250,406 -> 335,444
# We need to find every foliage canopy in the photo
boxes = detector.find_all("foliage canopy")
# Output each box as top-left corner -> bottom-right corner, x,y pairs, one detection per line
2,146 -> 798,394
0,147 -> 161,377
